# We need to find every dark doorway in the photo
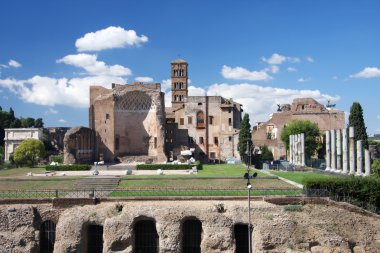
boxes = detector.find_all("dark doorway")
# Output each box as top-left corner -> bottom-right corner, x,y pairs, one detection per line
234,224 -> 249,253
40,220 -> 56,253
134,220 -> 159,253
182,219 -> 202,253
87,225 -> 104,253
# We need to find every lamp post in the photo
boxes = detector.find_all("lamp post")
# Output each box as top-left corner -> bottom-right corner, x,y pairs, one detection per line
244,141 -> 258,253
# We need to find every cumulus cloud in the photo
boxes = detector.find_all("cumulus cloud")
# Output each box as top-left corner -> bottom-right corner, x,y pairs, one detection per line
350,67 -> 380,78
306,56 -> 314,63
0,75 -> 126,108
44,108 -> 58,115
75,26 -> 148,52
261,53 -> 300,65
221,65 -> 272,81
8,59 -> 22,68
287,67 -> 297,72
135,76 -> 153,83
57,54 -> 132,76
206,82 -> 339,124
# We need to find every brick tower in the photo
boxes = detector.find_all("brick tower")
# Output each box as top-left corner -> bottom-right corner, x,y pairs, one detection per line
171,59 -> 188,108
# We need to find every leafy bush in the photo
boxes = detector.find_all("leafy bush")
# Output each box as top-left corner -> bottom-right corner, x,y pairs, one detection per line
137,161 -> 202,170
372,159 -> 380,177
50,155 -> 63,164
46,164 -> 91,171
304,177 -> 380,213
13,139 -> 45,167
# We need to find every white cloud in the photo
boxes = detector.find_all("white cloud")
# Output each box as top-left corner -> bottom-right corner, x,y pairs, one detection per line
188,86 -> 206,96
58,119 -> 67,123
57,54 -> 131,76
287,67 -> 297,72
306,56 -> 314,63
75,26 -> 148,52
297,77 -> 311,83
221,65 -> 272,81
261,53 -> 300,65
0,64 -> 9,69
350,67 -> 380,78
0,75 -> 126,108
45,108 -> 58,115
161,79 -> 171,93
135,76 -> 153,83
8,59 -> 22,68
206,82 -> 339,124
270,65 -> 279,74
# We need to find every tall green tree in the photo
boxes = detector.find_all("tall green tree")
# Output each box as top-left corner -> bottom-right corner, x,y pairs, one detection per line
281,120 -> 320,158
349,102 -> 368,148
13,139 -> 46,167
260,145 -> 274,162
238,113 -> 252,164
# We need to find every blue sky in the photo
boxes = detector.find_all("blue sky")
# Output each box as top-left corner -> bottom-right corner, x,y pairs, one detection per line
0,0 -> 379,134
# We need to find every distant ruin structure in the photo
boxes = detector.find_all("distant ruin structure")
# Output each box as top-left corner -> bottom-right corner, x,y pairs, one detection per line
252,98 -> 345,160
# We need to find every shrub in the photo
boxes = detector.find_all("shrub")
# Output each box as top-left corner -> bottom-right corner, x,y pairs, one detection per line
46,164 -> 91,171
137,161 -> 202,170
372,159 -> 380,177
304,177 -> 380,213
50,155 -> 63,164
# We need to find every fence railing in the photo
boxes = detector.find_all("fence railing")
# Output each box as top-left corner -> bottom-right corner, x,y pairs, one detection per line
0,187 -> 303,199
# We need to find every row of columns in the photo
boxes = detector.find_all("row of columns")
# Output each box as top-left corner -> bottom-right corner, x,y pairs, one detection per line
325,127 -> 371,176
289,133 -> 305,166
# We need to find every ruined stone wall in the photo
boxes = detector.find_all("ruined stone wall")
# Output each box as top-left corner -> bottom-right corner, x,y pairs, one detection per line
0,200 -> 379,253
252,98 -> 345,160
63,126 -> 95,164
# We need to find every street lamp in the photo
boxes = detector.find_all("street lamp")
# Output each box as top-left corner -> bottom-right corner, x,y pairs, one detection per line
243,141 -> 258,253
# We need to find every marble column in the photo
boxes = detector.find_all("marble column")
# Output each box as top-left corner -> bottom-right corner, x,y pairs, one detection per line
294,134 -> 298,165
325,130 -> 331,171
349,127 -> 356,175
356,140 -> 363,176
289,135 -> 293,164
336,129 -> 342,172
301,133 -> 305,166
331,129 -> 337,172
342,128 -> 348,174
364,149 -> 371,176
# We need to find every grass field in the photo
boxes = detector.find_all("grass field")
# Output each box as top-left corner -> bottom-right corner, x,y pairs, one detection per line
0,179 -> 77,190
0,167 -> 47,178
270,171 -> 334,185
118,178 -> 293,189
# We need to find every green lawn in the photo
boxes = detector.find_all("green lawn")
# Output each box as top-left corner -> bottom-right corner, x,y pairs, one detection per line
118,178 -> 293,189
0,167 -> 47,178
0,179 -> 77,190
270,171 -> 334,185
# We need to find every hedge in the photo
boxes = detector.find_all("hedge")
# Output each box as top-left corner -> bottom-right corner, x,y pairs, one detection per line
46,164 -> 92,171
304,176 -> 380,213
136,161 -> 202,170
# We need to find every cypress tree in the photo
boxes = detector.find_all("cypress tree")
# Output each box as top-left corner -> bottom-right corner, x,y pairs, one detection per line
238,113 -> 252,164
348,102 -> 368,148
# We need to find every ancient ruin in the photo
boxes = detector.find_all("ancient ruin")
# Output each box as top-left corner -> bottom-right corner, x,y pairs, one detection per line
289,133 -> 305,166
64,59 -> 242,164
252,98 -> 345,160
0,200 -> 379,252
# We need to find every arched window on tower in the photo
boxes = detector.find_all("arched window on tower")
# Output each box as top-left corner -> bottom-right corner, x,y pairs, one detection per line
40,220 -> 56,253
181,218 -> 202,253
196,111 -> 205,128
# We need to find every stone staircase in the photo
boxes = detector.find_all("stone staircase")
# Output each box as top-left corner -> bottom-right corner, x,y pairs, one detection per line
73,176 -> 121,197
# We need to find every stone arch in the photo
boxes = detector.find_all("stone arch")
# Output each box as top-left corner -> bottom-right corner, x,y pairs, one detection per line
132,216 -> 159,253
180,216 -> 203,253
233,223 -> 250,253
116,90 -> 154,111
40,220 -> 56,253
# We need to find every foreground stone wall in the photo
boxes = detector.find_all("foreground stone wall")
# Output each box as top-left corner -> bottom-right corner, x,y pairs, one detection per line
0,200 -> 379,252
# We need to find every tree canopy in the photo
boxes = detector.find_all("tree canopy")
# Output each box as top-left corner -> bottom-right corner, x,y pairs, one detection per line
0,106 -> 44,146
238,113 -> 252,164
348,102 -> 368,148
13,139 -> 46,167
280,120 -> 320,158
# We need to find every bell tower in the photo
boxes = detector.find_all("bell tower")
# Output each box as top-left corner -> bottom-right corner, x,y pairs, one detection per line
171,59 -> 188,108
